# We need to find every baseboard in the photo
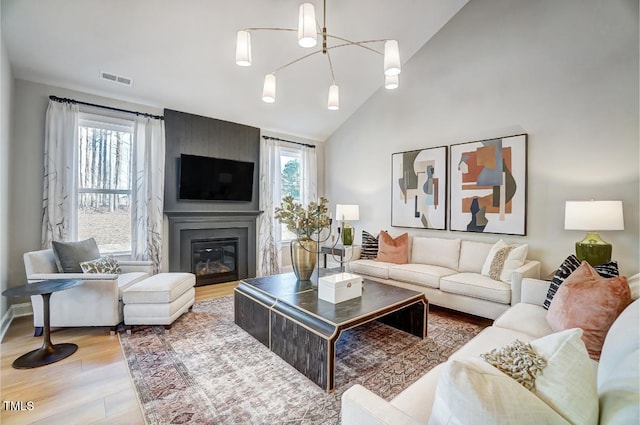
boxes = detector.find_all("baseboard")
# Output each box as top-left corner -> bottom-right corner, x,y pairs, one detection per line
0,302 -> 33,342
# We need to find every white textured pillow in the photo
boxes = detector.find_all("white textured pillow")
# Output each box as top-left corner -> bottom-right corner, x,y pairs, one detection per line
481,239 -> 528,283
428,358 -> 568,425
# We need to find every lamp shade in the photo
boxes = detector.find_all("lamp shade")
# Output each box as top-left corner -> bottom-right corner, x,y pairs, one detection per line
328,84 -> 339,110
262,74 -> 276,103
235,30 -> 252,66
564,201 -> 624,231
298,3 -> 317,48
385,74 -> 399,90
384,40 -> 401,76
336,204 -> 359,221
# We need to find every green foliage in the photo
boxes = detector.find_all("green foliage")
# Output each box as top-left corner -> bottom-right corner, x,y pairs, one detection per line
274,195 -> 331,240
281,159 -> 300,198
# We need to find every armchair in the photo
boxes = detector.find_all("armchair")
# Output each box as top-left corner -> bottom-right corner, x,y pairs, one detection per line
23,249 -> 153,335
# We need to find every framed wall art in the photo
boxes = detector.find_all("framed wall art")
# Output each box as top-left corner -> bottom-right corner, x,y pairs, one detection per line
449,134 -> 527,235
391,146 -> 447,230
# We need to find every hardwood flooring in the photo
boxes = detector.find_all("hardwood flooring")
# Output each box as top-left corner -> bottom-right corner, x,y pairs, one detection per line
0,281 -> 237,425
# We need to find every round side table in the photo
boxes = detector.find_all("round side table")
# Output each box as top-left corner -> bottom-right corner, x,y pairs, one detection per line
3,279 -> 84,369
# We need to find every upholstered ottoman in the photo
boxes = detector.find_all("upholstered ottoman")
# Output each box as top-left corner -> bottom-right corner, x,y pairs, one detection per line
122,272 -> 195,332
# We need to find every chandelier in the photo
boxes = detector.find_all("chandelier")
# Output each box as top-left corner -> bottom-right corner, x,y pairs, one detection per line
235,0 -> 402,110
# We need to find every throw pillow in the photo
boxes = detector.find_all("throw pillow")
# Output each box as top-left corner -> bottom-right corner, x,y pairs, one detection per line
52,238 -> 101,273
481,240 -> 528,283
80,255 -> 121,274
543,255 -> 619,310
360,230 -> 379,259
430,328 -> 598,425
375,231 -> 408,264
546,261 -> 631,360
480,339 -> 547,391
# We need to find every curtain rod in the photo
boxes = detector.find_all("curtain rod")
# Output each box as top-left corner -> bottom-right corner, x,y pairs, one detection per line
49,95 -> 164,120
262,135 -> 315,149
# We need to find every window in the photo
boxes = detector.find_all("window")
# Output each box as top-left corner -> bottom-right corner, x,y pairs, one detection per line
77,114 -> 134,253
279,147 -> 301,241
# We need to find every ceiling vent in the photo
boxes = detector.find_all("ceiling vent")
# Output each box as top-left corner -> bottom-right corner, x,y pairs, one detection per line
100,71 -> 133,86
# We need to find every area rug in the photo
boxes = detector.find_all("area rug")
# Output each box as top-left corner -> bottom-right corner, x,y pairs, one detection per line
119,296 -> 487,424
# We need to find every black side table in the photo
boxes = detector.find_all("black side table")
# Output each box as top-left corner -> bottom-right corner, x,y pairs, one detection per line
2,279 -> 84,369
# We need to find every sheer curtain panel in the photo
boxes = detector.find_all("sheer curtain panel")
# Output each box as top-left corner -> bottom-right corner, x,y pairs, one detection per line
41,100 -> 80,247
257,137 -> 282,276
131,117 -> 165,274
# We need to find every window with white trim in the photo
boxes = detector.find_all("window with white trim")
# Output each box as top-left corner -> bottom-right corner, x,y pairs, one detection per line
77,114 -> 134,253
279,147 -> 302,241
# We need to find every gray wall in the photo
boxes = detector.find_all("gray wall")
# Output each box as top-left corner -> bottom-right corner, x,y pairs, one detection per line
1,25 -> 13,319
325,0 -> 639,276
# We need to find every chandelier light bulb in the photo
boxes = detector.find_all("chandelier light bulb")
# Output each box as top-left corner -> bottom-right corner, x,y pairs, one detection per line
328,84 -> 339,110
384,39 -> 401,76
298,3 -> 318,48
262,74 -> 276,103
385,74 -> 399,90
235,30 -> 252,66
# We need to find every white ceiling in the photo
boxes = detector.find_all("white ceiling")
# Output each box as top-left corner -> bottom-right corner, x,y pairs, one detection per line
1,0 -> 468,141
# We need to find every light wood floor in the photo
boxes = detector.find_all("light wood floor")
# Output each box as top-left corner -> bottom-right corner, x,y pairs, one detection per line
0,282 -> 237,425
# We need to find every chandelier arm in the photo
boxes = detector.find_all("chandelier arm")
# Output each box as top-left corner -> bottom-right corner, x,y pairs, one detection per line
271,49 -> 324,74
326,49 -> 336,84
242,27 -> 297,32
325,35 -> 387,55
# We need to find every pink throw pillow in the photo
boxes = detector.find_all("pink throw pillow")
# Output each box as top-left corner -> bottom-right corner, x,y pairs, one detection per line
546,261 -> 631,360
375,232 -> 408,264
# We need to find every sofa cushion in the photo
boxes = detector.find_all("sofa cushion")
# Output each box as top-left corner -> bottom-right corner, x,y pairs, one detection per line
117,272 -> 151,298
458,240 -> 493,273
429,357 -> 568,425
493,303 -> 553,338
440,273 -> 511,304
411,237 -> 461,270
122,273 -> 196,304
388,264 -> 456,289
391,363 -> 444,423
52,238 -> 101,273
546,261 -> 631,360
360,230 -> 379,260
376,231 -> 408,264
349,259 -> 393,280
450,326 -> 535,361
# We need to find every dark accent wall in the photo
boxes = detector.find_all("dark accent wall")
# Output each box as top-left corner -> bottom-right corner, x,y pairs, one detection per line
163,109 -> 260,212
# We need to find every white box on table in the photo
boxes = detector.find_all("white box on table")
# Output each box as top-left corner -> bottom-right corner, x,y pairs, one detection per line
318,273 -> 363,304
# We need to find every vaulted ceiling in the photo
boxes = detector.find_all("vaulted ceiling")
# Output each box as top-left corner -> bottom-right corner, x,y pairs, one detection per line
2,0 -> 468,141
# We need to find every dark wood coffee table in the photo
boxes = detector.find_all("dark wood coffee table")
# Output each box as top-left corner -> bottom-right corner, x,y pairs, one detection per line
234,272 -> 428,392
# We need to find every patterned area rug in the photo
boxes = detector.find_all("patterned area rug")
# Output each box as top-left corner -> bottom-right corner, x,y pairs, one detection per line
119,296 -> 487,424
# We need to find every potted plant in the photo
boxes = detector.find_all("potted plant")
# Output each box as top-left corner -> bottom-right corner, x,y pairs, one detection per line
275,195 -> 331,280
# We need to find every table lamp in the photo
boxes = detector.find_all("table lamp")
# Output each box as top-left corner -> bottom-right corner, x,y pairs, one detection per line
564,200 -> 624,266
335,204 -> 359,246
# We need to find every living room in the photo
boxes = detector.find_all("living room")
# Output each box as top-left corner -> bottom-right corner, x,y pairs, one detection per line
1,0 -> 638,424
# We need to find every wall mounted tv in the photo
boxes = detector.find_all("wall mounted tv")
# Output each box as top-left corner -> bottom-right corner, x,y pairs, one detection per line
179,154 -> 254,201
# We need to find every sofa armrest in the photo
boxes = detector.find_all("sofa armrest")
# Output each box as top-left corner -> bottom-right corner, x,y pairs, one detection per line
118,260 -> 154,274
509,260 -> 541,305
520,278 -> 552,306
28,273 -> 118,281
342,385 -> 421,425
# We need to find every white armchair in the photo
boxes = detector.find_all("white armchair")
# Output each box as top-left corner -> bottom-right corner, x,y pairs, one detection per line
23,249 -> 153,335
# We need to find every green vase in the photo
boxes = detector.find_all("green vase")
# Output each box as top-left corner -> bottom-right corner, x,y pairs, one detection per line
342,224 -> 353,246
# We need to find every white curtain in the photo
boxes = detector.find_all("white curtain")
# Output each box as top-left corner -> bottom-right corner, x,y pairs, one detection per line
131,117 -> 165,274
300,144 -> 318,206
257,137 -> 282,276
41,100 -> 79,247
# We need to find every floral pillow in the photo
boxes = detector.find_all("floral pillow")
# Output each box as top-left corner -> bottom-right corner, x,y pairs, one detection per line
80,255 -> 121,274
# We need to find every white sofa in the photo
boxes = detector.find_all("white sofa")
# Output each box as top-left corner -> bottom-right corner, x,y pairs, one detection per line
348,236 -> 541,320
24,249 -> 153,334
342,276 -> 640,425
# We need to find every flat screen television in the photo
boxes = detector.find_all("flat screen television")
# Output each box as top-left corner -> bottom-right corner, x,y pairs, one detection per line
179,154 -> 254,201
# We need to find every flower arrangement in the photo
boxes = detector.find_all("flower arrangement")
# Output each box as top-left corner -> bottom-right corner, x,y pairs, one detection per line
274,195 -> 331,240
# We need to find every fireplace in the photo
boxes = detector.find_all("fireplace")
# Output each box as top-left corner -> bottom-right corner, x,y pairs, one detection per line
192,237 -> 238,286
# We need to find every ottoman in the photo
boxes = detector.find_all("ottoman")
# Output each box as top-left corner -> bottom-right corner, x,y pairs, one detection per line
122,272 -> 195,332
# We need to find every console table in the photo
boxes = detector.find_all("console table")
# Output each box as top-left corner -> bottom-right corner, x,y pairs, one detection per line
2,279 -> 84,369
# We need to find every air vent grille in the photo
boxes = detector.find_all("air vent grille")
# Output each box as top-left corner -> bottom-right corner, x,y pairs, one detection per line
100,71 -> 133,86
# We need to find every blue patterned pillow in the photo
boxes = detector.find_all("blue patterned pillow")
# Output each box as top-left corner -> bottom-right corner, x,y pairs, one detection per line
543,255 -> 619,309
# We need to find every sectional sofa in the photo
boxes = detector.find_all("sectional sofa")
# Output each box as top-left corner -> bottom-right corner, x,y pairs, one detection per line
348,236 -> 541,320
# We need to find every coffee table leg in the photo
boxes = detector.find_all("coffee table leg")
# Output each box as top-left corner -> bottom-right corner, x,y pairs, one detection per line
12,293 -> 78,369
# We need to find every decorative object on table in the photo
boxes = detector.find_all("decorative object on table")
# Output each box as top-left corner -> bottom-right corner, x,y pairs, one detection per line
235,1 -> 402,110
391,146 -> 447,229
275,195 -> 331,281
449,134 -> 527,235
335,204 -> 360,245
318,272 -> 363,304
564,200 -> 624,266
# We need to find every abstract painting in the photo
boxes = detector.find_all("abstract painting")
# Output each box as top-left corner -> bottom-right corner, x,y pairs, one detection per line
391,146 -> 447,229
449,134 -> 527,235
